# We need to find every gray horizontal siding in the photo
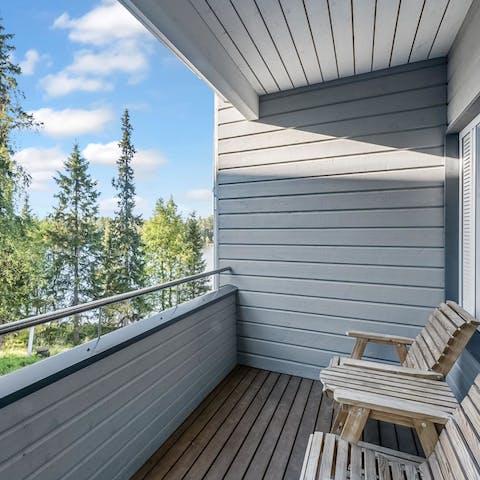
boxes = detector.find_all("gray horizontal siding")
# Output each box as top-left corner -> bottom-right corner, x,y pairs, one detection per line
0,286 -> 237,480
216,59 -> 447,379
219,245 -> 444,267
448,0 -> 480,131
446,4 -> 480,397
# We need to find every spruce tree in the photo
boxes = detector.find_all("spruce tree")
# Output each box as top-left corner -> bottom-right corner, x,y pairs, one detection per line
46,144 -> 101,344
0,21 -> 37,216
109,109 -> 146,322
98,218 -> 118,296
184,212 -> 208,298
0,20 -> 41,324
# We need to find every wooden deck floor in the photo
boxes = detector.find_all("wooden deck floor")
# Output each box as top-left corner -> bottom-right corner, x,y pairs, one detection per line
133,365 -> 423,480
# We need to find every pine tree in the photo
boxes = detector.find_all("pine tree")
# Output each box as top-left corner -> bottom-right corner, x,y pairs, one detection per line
98,217 -> 118,296
46,144 -> 101,344
0,20 -> 41,325
109,109 -> 146,323
0,21 -> 37,216
184,212 -> 208,298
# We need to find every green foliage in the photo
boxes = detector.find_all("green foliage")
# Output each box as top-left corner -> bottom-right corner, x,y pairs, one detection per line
0,21 -> 213,357
44,144 -> 102,343
143,199 -> 209,309
184,212 -> 208,297
143,197 -> 186,309
0,21 -> 44,325
102,109 -> 147,324
198,215 -> 214,245
0,22 -> 39,215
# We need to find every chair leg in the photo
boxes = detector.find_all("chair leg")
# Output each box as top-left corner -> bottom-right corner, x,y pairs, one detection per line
395,344 -> 408,363
351,339 -> 368,359
340,407 -> 370,443
413,420 -> 438,457
332,404 -> 349,434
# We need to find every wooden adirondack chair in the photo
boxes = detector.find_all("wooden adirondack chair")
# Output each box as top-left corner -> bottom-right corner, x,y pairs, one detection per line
334,301 -> 479,378
300,374 -> 480,479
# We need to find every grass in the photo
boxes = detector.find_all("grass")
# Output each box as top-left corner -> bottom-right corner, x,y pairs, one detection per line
0,353 -> 43,375
0,346 -> 69,375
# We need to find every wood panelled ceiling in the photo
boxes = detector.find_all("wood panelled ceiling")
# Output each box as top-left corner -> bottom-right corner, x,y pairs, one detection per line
119,0 -> 473,118
190,0 -> 472,94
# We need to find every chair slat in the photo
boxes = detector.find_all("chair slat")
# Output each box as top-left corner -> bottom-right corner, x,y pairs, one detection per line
427,451 -> 446,479
404,463 -> 419,479
406,341 -> 430,371
418,462 -> 434,480
299,434 -> 313,480
334,437 -> 348,480
437,428 -> 468,480
349,444 -> 362,480
317,432 -> 335,479
447,300 -> 480,325
439,303 -> 467,329
303,432 -> 323,480
431,309 -> 456,338
415,334 -> 438,370
425,376 -> 480,480
446,421 -> 480,479
391,462 -> 403,480
364,448 -> 377,480
430,442 -> 454,479
377,455 -> 391,480
461,395 -> 480,433
454,405 -> 480,458
422,325 -> 444,359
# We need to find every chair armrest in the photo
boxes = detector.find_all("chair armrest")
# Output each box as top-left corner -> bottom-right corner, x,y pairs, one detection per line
332,388 -> 452,424
346,331 -> 415,361
346,331 -> 415,345
339,358 -> 444,380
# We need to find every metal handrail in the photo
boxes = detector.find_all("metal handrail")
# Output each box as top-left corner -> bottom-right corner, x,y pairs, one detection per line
0,267 -> 232,336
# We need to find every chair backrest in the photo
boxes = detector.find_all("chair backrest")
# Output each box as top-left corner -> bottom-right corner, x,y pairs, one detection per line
423,374 -> 480,479
403,301 -> 480,376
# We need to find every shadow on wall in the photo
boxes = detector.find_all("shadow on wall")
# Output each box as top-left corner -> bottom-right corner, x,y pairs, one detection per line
214,60 -> 455,374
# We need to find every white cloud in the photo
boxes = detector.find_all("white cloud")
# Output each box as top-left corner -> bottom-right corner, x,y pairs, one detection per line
53,0 -> 148,46
19,49 -> 40,75
68,45 -> 149,77
185,189 -> 212,201
40,71 -> 113,97
30,107 -> 113,138
99,195 -> 149,216
13,147 -> 66,191
43,0 -> 153,97
82,141 -> 167,176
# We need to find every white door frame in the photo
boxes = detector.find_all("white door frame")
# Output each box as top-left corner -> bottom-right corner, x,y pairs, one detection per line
459,113 -> 480,315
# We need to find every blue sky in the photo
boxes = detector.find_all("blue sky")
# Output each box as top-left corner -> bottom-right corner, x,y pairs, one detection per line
2,0 -> 214,218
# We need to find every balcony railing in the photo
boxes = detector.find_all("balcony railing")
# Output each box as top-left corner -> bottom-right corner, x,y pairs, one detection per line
0,266 -> 231,336
0,274 -> 237,480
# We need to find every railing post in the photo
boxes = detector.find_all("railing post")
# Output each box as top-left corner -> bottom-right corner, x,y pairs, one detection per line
27,327 -> 35,356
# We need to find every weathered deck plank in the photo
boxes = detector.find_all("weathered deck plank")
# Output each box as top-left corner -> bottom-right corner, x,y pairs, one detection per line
133,366 -> 423,480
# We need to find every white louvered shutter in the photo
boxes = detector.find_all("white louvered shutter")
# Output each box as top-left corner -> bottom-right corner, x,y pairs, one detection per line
461,130 -> 475,313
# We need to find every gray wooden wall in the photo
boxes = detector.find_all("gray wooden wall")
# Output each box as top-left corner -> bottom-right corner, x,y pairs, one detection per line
448,0 -> 480,133
0,286 -> 237,480
217,59 -> 447,379
446,0 -> 480,398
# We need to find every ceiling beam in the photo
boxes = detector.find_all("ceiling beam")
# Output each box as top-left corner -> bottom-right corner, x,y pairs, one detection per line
118,0 -> 259,120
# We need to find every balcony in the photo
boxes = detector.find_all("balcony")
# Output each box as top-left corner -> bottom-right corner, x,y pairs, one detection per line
0,276 -> 425,480
2,0 -> 480,478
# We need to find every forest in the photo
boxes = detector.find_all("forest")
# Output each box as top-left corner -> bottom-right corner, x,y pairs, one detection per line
0,22 -> 213,374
